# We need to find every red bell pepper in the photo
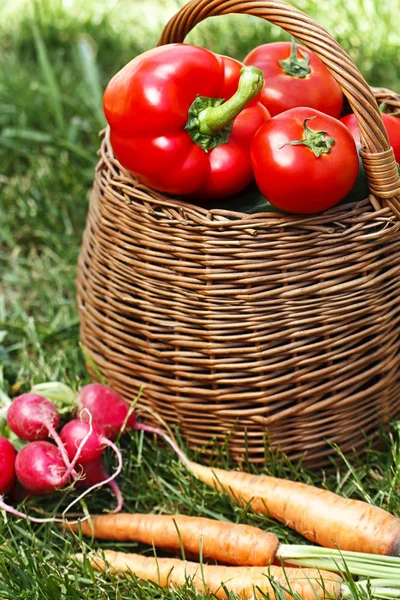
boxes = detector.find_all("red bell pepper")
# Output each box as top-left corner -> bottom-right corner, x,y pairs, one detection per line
103,43 -> 269,200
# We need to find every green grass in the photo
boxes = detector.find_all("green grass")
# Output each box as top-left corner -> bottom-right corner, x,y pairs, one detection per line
1,0 -> 400,597
0,430 -> 400,598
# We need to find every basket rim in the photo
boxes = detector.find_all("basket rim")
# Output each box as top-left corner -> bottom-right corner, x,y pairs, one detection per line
99,127 -> 398,230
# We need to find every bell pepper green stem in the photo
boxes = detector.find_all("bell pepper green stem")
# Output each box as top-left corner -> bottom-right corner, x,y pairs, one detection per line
185,66 -> 264,152
198,66 -> 264,136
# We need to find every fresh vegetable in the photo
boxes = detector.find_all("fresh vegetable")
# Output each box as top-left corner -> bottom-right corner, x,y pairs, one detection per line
1,389 -> 125,520
60,419 -> 124,513
76,383 -> 136,441
76,457 -> 123,514
183,458 -> 400,556
202,158 -> 368,214
340,112 -> 400,162
251,107 -> 359,214
341,149 -> 370,204
77,551 -> 343,600
103,44 -> 270,200
7,393 -> 61,441
15,441 -> 68,495
75,383 -> 189,468
66,512 -> 400,577
60,420 -> 108,464
243,39 -> 343,118
1,441 -> 122,522
204,154 -> 369,214
0,381 -> 189,522
0,436 -> 16,495
0,438 -> 70,523
6,393 -> 75,477
66,513 -> 279,566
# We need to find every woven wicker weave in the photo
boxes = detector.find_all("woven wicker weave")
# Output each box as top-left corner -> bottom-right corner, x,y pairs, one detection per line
77,0 -> 400,466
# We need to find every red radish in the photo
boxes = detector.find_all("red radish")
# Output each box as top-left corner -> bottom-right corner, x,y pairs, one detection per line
0,438 -> 92,525
0,438 -> 66,523
14,433 -> 95,496
0,382 -> 188,524
79,456 -> 107,486
0,427 -> 96,523
7,393 -> 60,440
59,419 -> 123,512
41,380 -> 189,464
15,440 -> 68,495
77,457 -> 123,513
77,384 -> 136,440
0,436 -> 17,495
7,393 -> 77,480
0,423 -> 117,523
26,380 -> 189,463
76,383 -> 189,465
60,420 -> 106,464
62,436 -> 123,516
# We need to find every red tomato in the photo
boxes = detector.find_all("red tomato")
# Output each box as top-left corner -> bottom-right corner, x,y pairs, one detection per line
243,41 -> 343,118
340,113 -> 400,162
250,107 -> 359,214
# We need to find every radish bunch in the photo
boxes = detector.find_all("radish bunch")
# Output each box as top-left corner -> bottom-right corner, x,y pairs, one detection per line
0,436 -> 17,496
0,382 -> 185,523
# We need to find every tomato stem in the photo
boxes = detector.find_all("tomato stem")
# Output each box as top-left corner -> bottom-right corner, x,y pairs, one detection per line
282,117 -> 335,157
185,66 -> 264,152
279,37 -> 312,79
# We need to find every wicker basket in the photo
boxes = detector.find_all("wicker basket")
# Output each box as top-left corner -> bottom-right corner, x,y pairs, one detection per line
77,0 -> 400,467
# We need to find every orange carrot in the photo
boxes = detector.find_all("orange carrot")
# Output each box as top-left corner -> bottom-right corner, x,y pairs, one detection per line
77,550 -> 343,600
185,459 -> 400,556
66,512 -> 400,578
66,512 -> 279,565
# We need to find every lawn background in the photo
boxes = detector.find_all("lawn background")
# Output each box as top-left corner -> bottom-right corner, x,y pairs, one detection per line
1,0 -> 400,597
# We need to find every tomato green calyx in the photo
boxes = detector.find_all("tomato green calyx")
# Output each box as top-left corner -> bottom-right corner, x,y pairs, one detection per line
279,38 -> 312,79
185,66 -> 264,152
282,117 -> 335,157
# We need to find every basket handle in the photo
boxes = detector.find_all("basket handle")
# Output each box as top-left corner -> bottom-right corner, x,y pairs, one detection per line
158,0 -> 400,218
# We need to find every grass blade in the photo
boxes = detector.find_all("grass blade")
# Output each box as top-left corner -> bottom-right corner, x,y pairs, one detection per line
30,19 -> 65,132
76,36 -> 105,128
